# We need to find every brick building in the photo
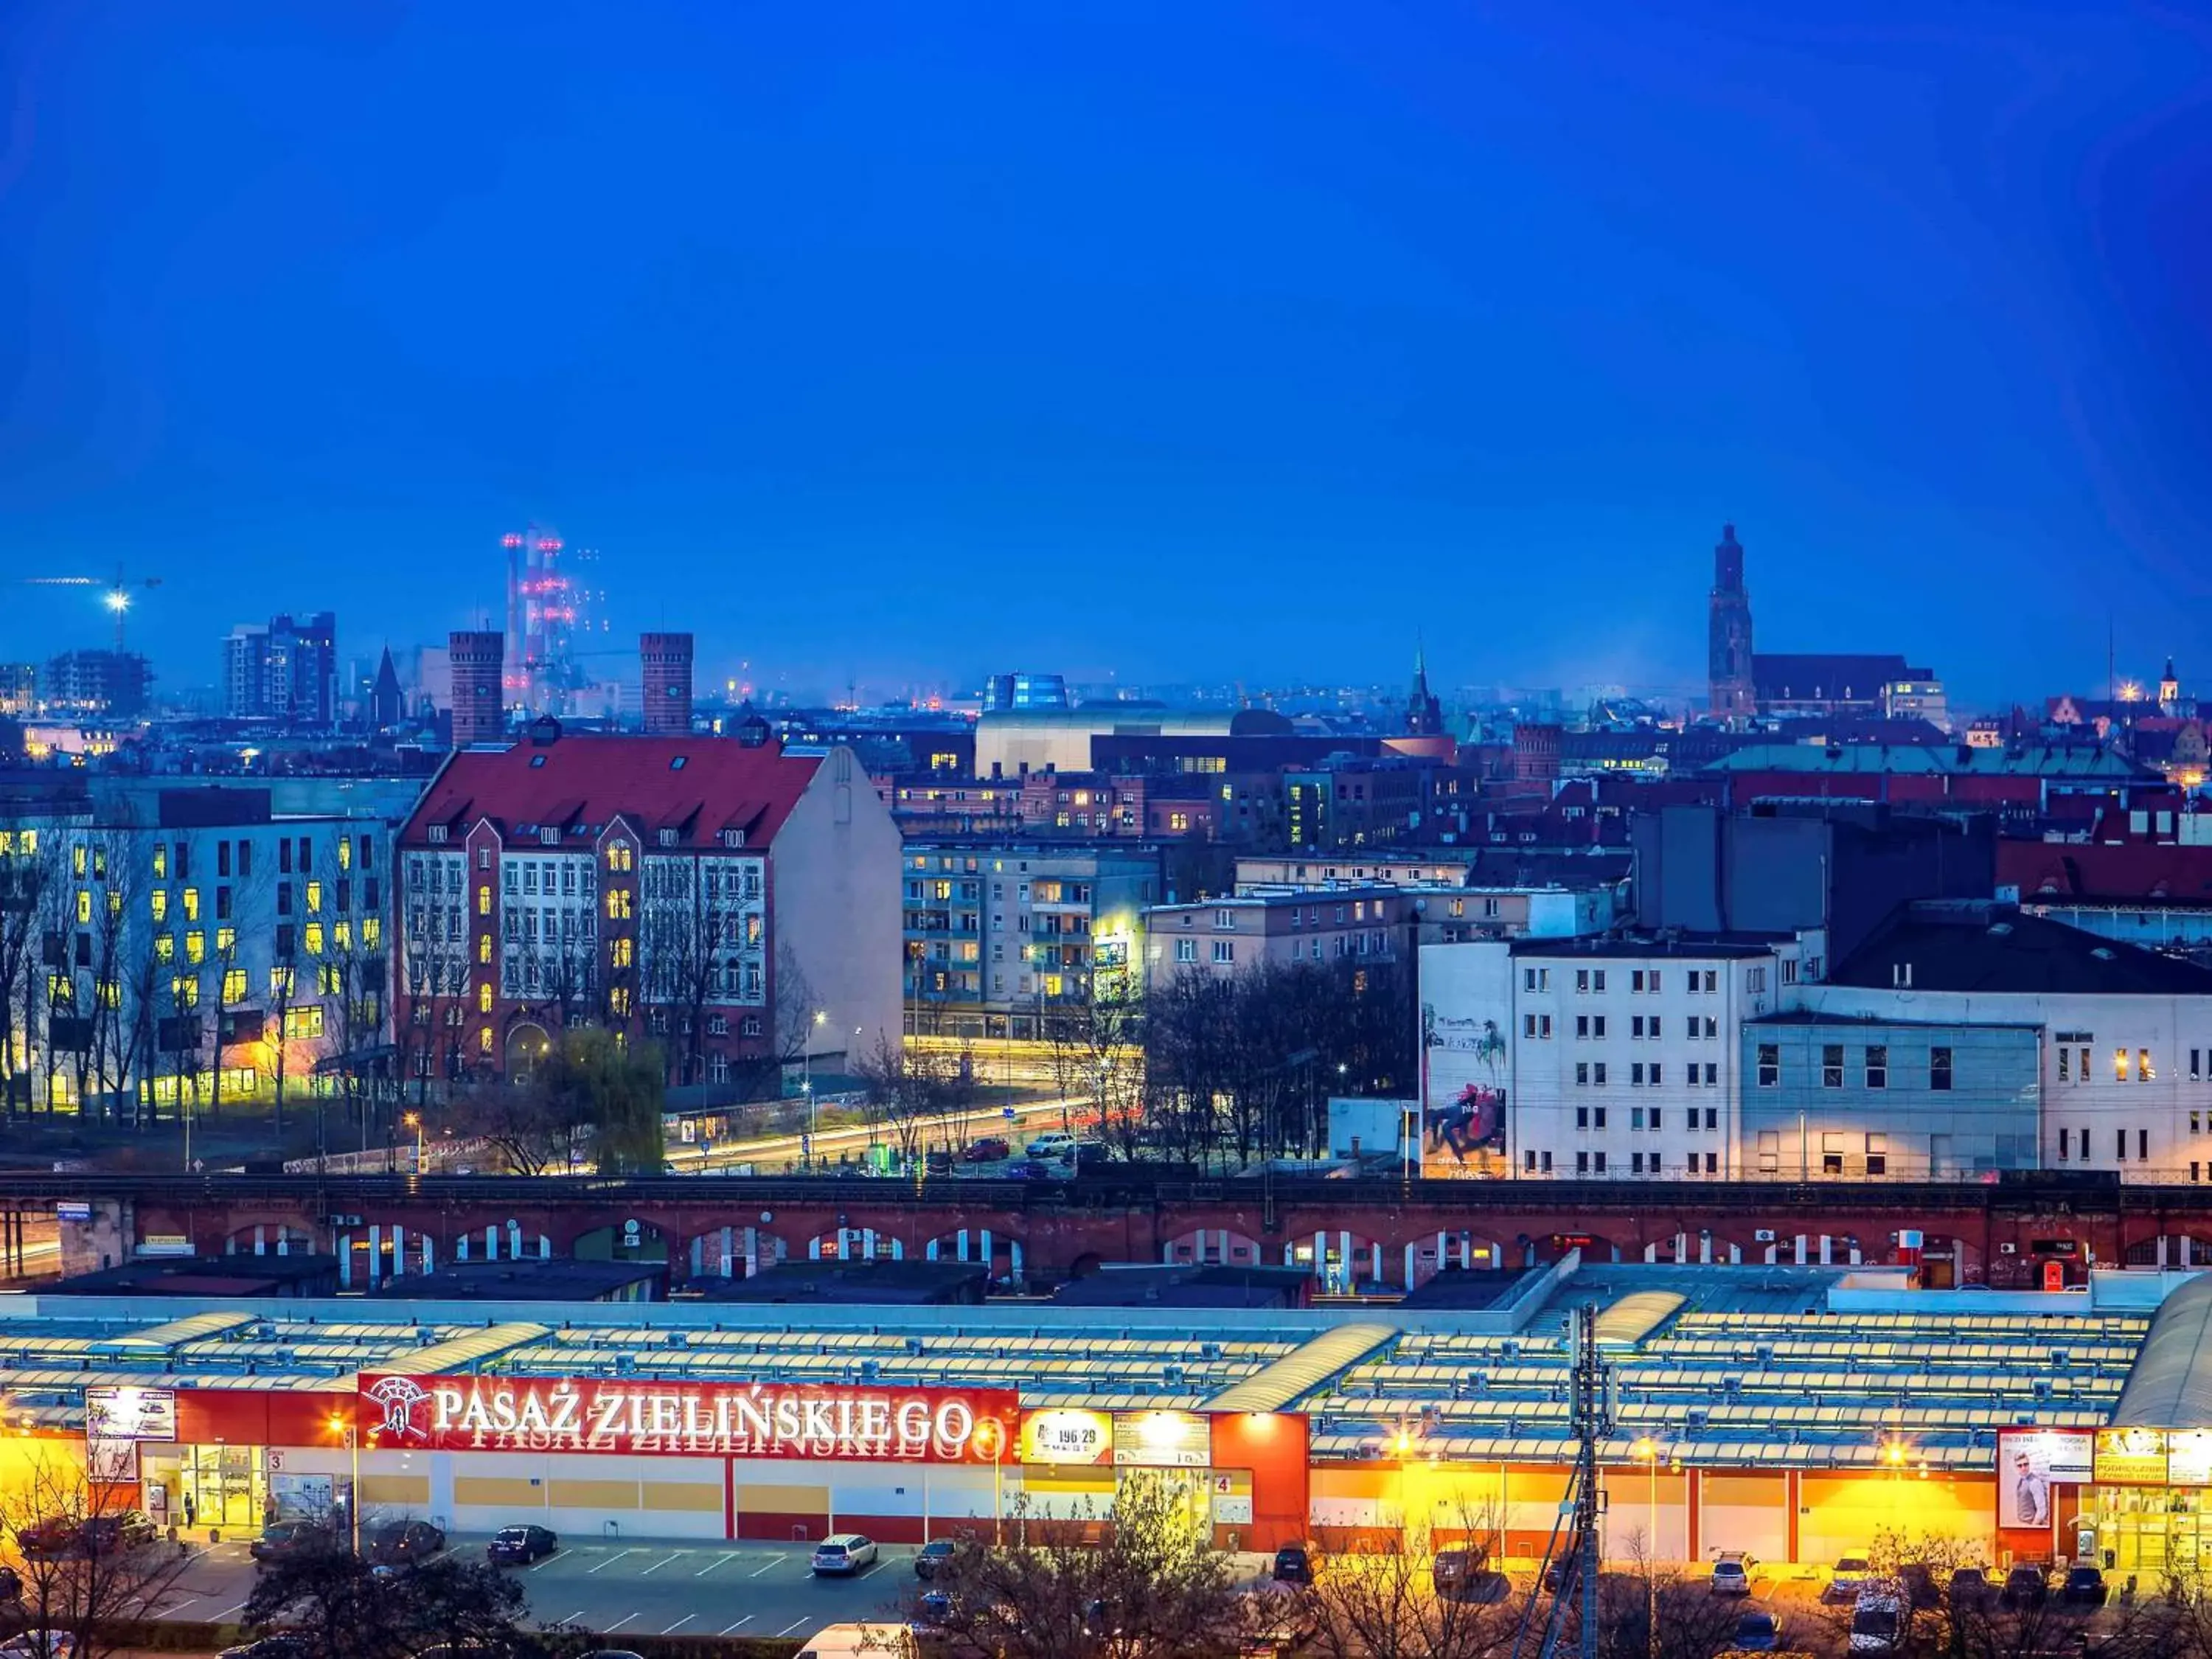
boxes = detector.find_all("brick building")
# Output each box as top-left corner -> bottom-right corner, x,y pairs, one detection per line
396,724 -> 899,1091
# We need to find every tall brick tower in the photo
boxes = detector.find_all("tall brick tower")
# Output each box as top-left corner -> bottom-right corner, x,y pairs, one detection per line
448,630 -> 506,748
1708,524 -> 1756,722
641,633 -> 695,735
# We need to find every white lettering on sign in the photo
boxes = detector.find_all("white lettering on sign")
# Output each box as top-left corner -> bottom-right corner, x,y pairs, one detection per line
361,1374 -> 1015,1464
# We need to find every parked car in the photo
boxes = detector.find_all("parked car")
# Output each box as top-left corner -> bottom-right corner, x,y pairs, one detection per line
923,1150 -> 953,1175
0,1566 -> 21,1604
220,1639 -> 310,1659
1823,1555 -> 1874,1604
1948,1566 -> 1992,1610
1848,1588 -> 1905,1655
1710,1553 -> 1752,1596
1271,1544 -> 1312,1585
1731,1610 -> 1783,1653
2001,1564 -> 2049,1608
1025,1132 -> 1078,1160
810,1534 -> 880,1576
2061,1565 -> 2107,1607
1006,1160 -> 1057,1180
366,1519 -> 446,1571
1899,1562 -> 1941,1610
1431,1546 -> 1481,1597
962,1138 -> 1010,1163
914,1539 -> 957,1579
19,1512 -> 156,1559
486,1524 -> 558,1565
0,1632 -> 76,1659
251,1520 -> 334,1563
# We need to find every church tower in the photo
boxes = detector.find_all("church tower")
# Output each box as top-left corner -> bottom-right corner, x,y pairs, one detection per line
1708,524 -> 1756,721
1405,636 -> 1444,737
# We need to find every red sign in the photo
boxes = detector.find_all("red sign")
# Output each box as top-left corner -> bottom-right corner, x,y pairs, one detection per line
357,1374 -> 1016,1464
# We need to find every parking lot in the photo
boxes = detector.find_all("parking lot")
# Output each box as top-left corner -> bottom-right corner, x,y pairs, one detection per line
140,1534 -> 939,1645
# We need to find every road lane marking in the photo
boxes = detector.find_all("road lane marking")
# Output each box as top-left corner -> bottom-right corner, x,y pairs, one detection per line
717,1616 -> 754,1635
604,1613 -> 639,1632
746,1553 -> 787,1576
587,1548 -> 639,1574
694,1551 -> 737,1576
660,1615 -> 695,1634
637,1551 -> 684,1575
776,1620 -> 810,1637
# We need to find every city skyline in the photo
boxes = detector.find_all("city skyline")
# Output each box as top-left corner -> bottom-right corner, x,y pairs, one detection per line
5,4 -> 2210,703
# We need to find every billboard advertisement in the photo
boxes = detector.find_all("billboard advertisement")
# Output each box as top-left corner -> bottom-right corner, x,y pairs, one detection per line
1419,941 -> 1513,1173
2095,1427 -> 2170,1485
1111,1409 -> 1212,1468
86,1386 -> 175,1443
1996,1429 -> 2093,1528
2170,1430 -> 2212,1486
1020,1408 -> 1113,1466
357,1374 -> 1016,1464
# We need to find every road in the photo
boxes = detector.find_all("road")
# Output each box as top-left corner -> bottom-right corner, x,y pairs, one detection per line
146,1533 -> 948,1646
663,1094 -> 1090,1172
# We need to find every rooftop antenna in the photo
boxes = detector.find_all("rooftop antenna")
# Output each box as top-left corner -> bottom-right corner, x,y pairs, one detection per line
1512,1301 -> 1607,1659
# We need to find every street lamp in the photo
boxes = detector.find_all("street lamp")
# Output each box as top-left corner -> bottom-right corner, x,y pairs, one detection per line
403,1110 -> 423,1172
1633,1437 -> 1660,1659
329,1413 -> 359,1555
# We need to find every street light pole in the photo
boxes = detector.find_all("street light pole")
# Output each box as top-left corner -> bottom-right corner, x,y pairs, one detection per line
1635,1436 -> 1660,1659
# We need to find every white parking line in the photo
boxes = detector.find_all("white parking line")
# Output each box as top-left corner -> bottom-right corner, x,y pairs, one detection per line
527,1551 -> 563,1570
660,1614 -> 695,1634
694,1551 -> 737,1577
636,1551 -> 684,1576
557,1610 -> 585,1627
776,1620 -> 810,1638
604,1613 -> 639,1632
717,1615 -> 754,1635
154,1596 -> 201,1617
746,1553 -> 787,1577
586,1548 -> 639,1574
215,1601 -> 249,1618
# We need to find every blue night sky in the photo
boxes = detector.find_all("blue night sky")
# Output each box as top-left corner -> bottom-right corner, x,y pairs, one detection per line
2,2 -> 2209,709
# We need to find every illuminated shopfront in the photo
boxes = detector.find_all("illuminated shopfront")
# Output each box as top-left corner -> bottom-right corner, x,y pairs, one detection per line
2083,1427 -> 2212,1577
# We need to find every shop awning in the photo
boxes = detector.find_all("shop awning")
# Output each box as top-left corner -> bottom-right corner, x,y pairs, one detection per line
98,1311 -> 257,1352
1206,1324 -> 1397,1413
1594,1292 -> 1685,1350
2109,1273 -> 2212,1429
364,1322 -> 550,1377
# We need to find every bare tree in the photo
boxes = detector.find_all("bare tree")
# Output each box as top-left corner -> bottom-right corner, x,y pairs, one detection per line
1291,1504 -> 1520,1659
0,827 -> 63,1120
0,1450 -> 192,1659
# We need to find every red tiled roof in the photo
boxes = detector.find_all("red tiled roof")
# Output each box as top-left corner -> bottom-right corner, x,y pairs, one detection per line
403,731 -> 821,849
1997,839 -> 2212,902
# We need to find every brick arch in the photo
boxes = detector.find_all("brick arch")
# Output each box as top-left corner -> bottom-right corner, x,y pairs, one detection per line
223,1220 -> 315,1256
920,1225 -> 1023,1282
1390,1228 -> 1509,1289
2124,1233 -> 2212,1270
1163,1226 -> 1267,1270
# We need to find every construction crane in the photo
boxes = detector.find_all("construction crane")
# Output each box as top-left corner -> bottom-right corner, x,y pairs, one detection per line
18,566 -> 163,651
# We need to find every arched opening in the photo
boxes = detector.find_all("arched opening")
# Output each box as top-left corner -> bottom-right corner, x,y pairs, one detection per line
225,1222 -> 313,1257
2125,1234 -> 2212,1270
1163,1227 -> 1265,1269
573,1219 -> 667,1264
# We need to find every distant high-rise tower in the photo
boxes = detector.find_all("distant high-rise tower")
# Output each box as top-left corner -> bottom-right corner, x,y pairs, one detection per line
1405,638 -> 1444,736
1708,524 -> 1756,722
641,633 -> 695,735
449,630 -> 506,748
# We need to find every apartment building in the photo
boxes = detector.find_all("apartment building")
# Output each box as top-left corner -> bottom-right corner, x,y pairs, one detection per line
901,842 -> 1160,1037
1141,885 -> 1410,992
0,784 -> 392,1116
397,724 -> 898,1089
1419,930 -> 1824,1180
1795,900 -> 2212,1181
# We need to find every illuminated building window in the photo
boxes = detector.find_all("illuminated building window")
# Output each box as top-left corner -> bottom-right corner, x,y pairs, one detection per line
478,983 -> 493,1013
306,882 -> 323,913
269,967 -> 294,998
74,890 -> 90,925
479,1027 -> 493,1054
184,931 -> 205,964
222,969 -> 247,1004
154,936 -> 174,964
215,925 -> 235,953
478,886 -> 491,916
283,1005 -> 324,1040
361,918 -> 381,948
150,890 -> 167,922
304,923 -> 324,956
182,888 -> 200,922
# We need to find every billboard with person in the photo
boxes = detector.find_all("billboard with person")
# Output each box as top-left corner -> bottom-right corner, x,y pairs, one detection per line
1997,1429 -> 2093,1528
1419,941 -> 1512,1173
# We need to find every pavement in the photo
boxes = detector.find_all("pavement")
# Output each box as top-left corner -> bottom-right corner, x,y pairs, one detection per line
663,1095 -> 1091,1175
139,1533 -> 961,1646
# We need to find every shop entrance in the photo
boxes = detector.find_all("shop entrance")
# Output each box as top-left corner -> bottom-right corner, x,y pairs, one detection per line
181,1444 -> 267,1533
2091,1486 -> 2212,1578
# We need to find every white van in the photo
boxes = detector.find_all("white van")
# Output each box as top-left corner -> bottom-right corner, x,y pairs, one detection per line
793,1624 -> 917,1659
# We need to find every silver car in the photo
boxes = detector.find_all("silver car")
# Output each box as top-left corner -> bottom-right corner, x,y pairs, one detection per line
810,1533 -> 879,1575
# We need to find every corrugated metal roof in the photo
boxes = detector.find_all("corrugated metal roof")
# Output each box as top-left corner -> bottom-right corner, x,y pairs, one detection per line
2108,1273 -> 2212,1429
1206,1324 -> 1397,1413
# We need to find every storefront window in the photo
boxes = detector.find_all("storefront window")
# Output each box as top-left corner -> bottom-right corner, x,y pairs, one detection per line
2093,1486 -> 2212,1579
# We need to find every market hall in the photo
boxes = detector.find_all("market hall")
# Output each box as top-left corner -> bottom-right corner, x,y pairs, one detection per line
0,1259 -> 2184,1570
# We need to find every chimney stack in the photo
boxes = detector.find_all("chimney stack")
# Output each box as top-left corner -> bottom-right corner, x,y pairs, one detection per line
641,632 -> 694,735
448,630 -> 505,748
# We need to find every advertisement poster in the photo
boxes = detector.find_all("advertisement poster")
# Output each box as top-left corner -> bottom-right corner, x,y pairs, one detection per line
87,1441 -> 139,1484
87,1386 -> 176,1443
1111,1410 -> 1211,1469
1418,945 -> 1513,1174
1997,1430 -> 2093,1528
2169,1430 -> 2212,1486
2095,1427 -> 2169,1485
1020,1409 -> 1112,1466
